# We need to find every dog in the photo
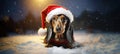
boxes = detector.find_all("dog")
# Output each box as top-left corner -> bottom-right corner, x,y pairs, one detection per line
44,14 -> 80,48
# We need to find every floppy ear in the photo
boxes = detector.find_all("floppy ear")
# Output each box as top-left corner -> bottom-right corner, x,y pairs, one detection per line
66,25 -> 74,43
44,27 -> 53,44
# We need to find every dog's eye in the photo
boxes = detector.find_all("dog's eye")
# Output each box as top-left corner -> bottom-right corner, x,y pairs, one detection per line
61,18 -> 66,23
52,18 -> 56,20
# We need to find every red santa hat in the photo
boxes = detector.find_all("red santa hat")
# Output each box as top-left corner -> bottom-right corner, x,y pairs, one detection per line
38,4 -> 74,36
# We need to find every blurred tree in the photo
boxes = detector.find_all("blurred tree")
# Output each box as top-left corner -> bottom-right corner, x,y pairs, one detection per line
24,12 -> 36,30
15,12 -> 41,34
0,16 -> 15,36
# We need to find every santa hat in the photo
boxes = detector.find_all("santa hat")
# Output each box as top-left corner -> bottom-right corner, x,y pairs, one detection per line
38,4 -> 74,36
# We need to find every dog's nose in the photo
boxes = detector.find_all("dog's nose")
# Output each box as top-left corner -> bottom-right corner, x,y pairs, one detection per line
56,27 -> 61,31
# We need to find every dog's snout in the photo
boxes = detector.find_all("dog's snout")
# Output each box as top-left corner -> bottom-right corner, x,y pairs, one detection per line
56,27 -> 61,31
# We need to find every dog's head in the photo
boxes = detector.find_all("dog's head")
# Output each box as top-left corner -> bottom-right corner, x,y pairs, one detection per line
50,14 -> 70,34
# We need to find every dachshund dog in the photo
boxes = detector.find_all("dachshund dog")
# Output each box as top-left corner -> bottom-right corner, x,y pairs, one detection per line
44,14 -> 80,48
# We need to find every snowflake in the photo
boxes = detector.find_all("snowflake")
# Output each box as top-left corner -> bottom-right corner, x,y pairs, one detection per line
76,6 -> 79,9
21,14 -> 23,17
96,17 -> 98,20
80,28 -> 83,30
7,10 -> 10,13
14,1 -> 16,5
19,10 -> 22,13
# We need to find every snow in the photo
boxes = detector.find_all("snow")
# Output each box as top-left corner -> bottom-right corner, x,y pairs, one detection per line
0,31 -> 120,54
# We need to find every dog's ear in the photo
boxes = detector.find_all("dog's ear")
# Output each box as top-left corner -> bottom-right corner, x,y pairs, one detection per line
66,25 -> 74,43
64,15 -> 74,43
44,26 -> 53,43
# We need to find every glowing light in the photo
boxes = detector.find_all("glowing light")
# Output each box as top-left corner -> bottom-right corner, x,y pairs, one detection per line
35,0 -> 46,3
22,0 -> 55,17
23,0 -> 55,13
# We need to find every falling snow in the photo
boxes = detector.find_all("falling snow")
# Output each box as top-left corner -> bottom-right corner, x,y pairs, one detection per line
7,10 -> 10,13
76,6 -> 79,9
14,1 -> 16,5
19,10 -> 22,13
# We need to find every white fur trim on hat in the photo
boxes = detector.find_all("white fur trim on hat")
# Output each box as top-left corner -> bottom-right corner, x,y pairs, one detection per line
46,8 -> 74,23
38,28 -> 47,36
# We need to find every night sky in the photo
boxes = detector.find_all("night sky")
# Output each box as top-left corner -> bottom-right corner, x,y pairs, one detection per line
0,0 -> 120,21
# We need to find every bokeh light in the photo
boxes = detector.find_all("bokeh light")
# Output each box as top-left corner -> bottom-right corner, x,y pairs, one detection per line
23,0 -> 55,13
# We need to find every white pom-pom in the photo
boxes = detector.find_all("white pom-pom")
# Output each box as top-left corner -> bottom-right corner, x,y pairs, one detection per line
38,28 -> 47,36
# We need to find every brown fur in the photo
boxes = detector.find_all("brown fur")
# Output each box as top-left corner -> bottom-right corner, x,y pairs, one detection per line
44,14 -> 80,48
51,14 -> 68,41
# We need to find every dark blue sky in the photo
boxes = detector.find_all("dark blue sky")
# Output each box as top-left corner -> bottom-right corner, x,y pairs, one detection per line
0,0 -> 120,21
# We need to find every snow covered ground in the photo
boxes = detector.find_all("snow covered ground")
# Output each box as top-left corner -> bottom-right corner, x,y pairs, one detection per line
0,31 -> 120,54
